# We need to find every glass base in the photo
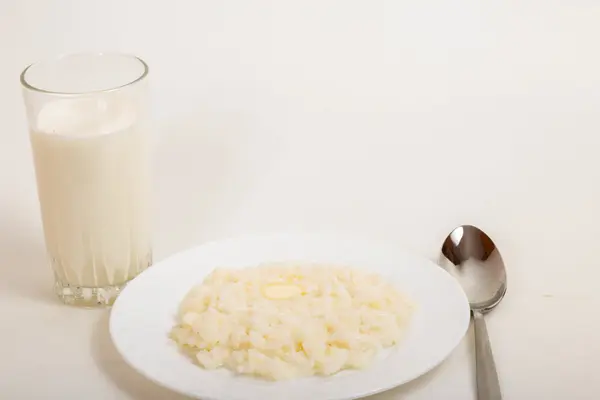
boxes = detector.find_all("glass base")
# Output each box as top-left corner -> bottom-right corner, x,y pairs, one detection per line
54,280 -> 127,307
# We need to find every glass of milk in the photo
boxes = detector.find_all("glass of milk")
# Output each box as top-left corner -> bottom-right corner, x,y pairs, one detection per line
21,53 -> 152,306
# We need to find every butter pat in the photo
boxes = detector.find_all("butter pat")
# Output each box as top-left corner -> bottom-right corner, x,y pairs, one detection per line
263,283 -> 302,299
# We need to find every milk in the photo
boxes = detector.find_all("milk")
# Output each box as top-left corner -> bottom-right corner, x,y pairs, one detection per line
30,98 -> 152,288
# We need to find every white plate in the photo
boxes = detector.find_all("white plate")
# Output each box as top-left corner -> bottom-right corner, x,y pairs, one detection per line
110,233 -> 470,400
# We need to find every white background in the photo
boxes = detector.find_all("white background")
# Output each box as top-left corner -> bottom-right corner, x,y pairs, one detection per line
1,1 -> 599,399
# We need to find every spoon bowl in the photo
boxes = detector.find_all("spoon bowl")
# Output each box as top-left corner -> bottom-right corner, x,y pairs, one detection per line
440,225 -> 507,400
440,225 -> 507,312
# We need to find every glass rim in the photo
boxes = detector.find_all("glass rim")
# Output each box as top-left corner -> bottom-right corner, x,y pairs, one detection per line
20,52 -> 149,96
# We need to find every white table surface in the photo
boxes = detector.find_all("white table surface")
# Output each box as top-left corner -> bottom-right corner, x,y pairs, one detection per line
1,1 -> 599,399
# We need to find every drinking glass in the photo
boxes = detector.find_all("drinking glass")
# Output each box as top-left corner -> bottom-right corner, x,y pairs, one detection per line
21,53 -> 152,306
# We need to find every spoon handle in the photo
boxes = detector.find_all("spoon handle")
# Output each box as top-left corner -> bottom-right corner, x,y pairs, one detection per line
473,310 -> 502,400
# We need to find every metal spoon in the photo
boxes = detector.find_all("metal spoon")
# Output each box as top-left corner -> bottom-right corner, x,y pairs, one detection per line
439,225 -> 507,400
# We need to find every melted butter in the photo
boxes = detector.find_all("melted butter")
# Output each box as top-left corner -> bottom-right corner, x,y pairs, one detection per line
263,283 -> 302,299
